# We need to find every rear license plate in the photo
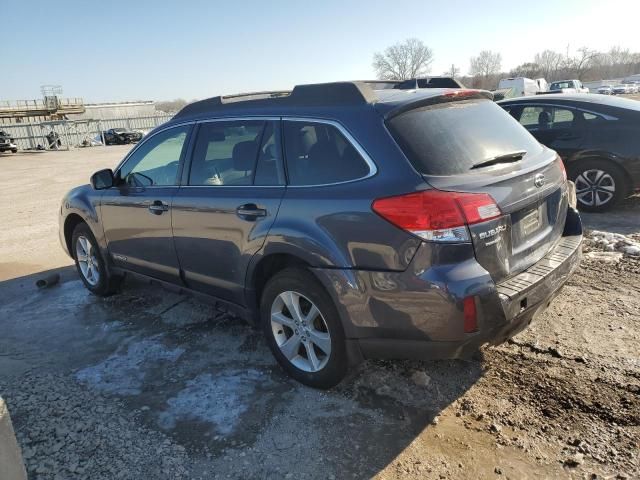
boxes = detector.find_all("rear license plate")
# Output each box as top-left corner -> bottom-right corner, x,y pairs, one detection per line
521,209 -> 541,236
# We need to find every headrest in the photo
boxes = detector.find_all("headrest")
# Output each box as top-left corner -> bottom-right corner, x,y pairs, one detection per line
233,141 -> 258,171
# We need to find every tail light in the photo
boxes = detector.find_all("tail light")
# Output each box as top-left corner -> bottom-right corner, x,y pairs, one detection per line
557,157 -> 567,182
372,190 -> 501,242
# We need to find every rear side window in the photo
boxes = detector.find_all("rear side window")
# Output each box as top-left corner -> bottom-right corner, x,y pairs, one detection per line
518,106 -> 575,131
283,121 -> 370,185
387,99 -> 543,175
189,121 -> 265,186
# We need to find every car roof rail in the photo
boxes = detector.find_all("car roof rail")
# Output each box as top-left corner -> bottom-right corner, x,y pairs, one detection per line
173,81 -> 377,119
360,80 -> 403,90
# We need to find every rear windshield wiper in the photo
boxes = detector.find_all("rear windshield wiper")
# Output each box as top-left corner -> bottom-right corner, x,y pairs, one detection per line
471,150 -> 526,170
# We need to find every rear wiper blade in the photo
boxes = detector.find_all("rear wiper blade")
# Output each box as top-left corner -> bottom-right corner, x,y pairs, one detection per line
471,150 -> 527,170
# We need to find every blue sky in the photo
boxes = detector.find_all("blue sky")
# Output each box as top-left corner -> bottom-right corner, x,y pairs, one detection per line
3,0 -> 639,102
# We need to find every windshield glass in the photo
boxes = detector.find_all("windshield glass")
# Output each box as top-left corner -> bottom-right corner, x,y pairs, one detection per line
386,99 -> 543,175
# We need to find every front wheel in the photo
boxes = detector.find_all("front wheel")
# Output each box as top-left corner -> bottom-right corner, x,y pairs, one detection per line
72,223 -> 121,296
260,268 -> 348,389
569,159 -> 628,213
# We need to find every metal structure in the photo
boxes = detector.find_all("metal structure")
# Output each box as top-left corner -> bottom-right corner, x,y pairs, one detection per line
0,84 -> 85,122
1,114 -> 172,150
0,97 -> 85,121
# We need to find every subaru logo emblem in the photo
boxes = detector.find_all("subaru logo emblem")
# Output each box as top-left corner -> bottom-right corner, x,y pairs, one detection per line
534,173 -> 545,188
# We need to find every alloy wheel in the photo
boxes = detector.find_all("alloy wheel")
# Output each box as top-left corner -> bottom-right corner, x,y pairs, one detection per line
574,169 -> 615,208
270,291 -> 331,372
76,235 -> 100,286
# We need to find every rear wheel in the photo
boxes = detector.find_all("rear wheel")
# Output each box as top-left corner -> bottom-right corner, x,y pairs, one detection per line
569,159 -> 628,212
72,223 -> 121,296
260,268 -> 348,389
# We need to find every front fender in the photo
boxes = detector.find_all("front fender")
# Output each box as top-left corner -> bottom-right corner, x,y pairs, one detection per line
59,185 -> 105,255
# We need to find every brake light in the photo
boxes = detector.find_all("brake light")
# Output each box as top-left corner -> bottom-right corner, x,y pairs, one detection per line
443,89 -> 481,98
372,190 -> 501,242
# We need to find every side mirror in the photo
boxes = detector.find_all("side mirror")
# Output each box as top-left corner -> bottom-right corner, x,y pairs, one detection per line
90,168 -> 114,190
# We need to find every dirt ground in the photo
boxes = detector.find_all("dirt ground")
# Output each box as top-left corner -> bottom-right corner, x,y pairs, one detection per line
0,147 -> 638,479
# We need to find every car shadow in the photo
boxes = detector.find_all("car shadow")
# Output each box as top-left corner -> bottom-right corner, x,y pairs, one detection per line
0,267 -> 484,479
580,193 -> 640,235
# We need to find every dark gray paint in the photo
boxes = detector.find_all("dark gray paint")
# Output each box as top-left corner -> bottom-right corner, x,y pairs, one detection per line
60,87 -> 583,361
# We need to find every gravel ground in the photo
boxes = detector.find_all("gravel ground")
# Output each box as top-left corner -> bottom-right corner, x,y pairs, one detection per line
0,148 -> 638,479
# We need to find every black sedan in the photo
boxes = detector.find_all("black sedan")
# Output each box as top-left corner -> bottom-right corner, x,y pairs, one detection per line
499,94 -> 640,212
101,128 -> 143,145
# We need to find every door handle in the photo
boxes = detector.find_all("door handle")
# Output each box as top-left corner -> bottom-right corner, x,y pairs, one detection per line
236,203 -> 267,219
148,200 -> 169,215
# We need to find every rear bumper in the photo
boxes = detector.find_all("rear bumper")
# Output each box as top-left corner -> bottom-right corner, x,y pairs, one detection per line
313,208 -> 583,362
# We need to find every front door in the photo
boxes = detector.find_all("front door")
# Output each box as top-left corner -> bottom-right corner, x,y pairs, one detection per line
172,119 -> 285,304
100,124 -> 191,282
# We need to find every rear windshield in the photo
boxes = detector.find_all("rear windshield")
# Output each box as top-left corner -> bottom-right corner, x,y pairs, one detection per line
386,99 -> 543,175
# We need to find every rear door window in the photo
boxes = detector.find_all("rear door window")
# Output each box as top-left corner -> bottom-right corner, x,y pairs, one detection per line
517,106 -> 575,132
283,121 -> 370,185
188,121 -> 265,186
387,99 -> 543,175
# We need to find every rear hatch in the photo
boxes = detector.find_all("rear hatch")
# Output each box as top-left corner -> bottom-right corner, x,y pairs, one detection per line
384,93 -> 569,282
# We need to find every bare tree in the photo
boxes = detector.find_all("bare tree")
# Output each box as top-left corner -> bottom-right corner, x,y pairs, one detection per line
469,50 -> 502,78
373,38 -> 434,80
534,50 -> 564,80
567,47 -> 597,80
443,64 -> 460,78
510,62 -> 542,79
607,46 -> 635,66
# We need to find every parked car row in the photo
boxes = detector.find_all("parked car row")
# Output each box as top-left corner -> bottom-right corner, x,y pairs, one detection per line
612,83 -> 640,95
60,81 -> 585,388
597,83 -> 640,95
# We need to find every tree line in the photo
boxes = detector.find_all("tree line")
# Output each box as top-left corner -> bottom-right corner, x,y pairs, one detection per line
373,39 -> 640,90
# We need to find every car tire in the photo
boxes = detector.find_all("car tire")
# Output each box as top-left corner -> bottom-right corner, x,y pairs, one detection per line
72,223 -> 121,296
568,159 -> 629,213
11,149 -> 17,153
260,267 -> 348,389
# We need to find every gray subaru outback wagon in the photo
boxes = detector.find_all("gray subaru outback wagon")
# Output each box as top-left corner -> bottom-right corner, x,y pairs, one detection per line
59,82 -> 582,388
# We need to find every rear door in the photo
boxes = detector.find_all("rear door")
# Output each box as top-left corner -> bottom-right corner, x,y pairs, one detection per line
385,98 -> 569,282
510,103 -> 586,160
171,119 -> 286,304
101,124 -> 191,282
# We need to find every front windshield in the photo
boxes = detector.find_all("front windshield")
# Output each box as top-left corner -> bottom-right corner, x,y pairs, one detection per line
550,82 -> 571,90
